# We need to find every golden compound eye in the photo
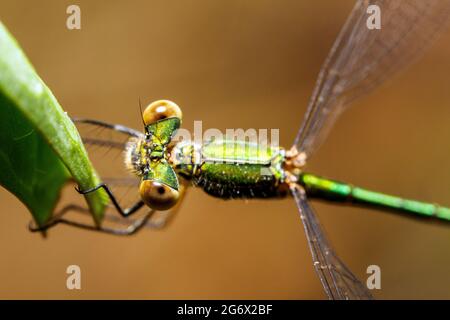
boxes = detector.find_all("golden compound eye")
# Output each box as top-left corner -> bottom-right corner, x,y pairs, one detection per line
139,180 -> 180,211
142,100 -> 182,126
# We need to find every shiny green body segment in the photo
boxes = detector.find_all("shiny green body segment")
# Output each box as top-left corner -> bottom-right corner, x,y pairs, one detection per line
202,140 -> 279,164
172,139 -> 287,199
145,160 -> 179,190
146,117 -> 180,159
299,173 -> 450,222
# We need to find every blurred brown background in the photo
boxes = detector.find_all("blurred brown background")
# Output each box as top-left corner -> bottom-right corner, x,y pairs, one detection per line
1,0 -> 450,299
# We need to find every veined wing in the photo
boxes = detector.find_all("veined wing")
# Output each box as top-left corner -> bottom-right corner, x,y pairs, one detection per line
294,0 -> 450,158
290,185 -> 373,300
73,118 -> 144,141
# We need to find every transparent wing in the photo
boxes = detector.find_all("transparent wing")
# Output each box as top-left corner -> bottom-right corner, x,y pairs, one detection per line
290,185 -> 373,300
294,0 -> 450,158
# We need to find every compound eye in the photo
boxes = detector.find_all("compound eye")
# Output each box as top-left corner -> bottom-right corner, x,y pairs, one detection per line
139,180 -> 179,211
142,100 -> 182,125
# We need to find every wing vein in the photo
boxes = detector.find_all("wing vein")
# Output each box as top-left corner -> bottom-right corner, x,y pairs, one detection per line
290,184 -> 373,300
293,0 -> 450,158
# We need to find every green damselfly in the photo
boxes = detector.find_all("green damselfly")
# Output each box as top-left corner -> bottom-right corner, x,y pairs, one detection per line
30,0 -> 450,299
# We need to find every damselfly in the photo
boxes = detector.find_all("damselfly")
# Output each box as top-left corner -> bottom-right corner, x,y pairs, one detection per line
30,0 -> 450,299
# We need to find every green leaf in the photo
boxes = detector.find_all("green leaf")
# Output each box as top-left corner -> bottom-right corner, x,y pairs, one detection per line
0,21 -> 107,226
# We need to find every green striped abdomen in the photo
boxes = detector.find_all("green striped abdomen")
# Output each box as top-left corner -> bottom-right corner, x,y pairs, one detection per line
299,173 -> 450,222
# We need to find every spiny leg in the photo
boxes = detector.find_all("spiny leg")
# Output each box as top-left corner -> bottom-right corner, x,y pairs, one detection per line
72,178 -> 189,229
58,211 -> 154,236
28,204 -> 155,236
62,181 -> 189,230
75,183 -> 144,217
28,178 -> 189,234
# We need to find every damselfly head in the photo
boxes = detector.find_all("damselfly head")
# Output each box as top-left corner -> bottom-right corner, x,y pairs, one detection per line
139,179 -> 180,210
142,100 -> 182,126
125,100 -> 183,210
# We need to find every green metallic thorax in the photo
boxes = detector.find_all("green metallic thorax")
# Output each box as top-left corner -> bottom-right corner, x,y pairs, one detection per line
170,139 -> 288,199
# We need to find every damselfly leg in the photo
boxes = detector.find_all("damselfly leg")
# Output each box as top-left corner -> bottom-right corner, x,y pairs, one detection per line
28,204 -> 155,236
75,183 -> 145,217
